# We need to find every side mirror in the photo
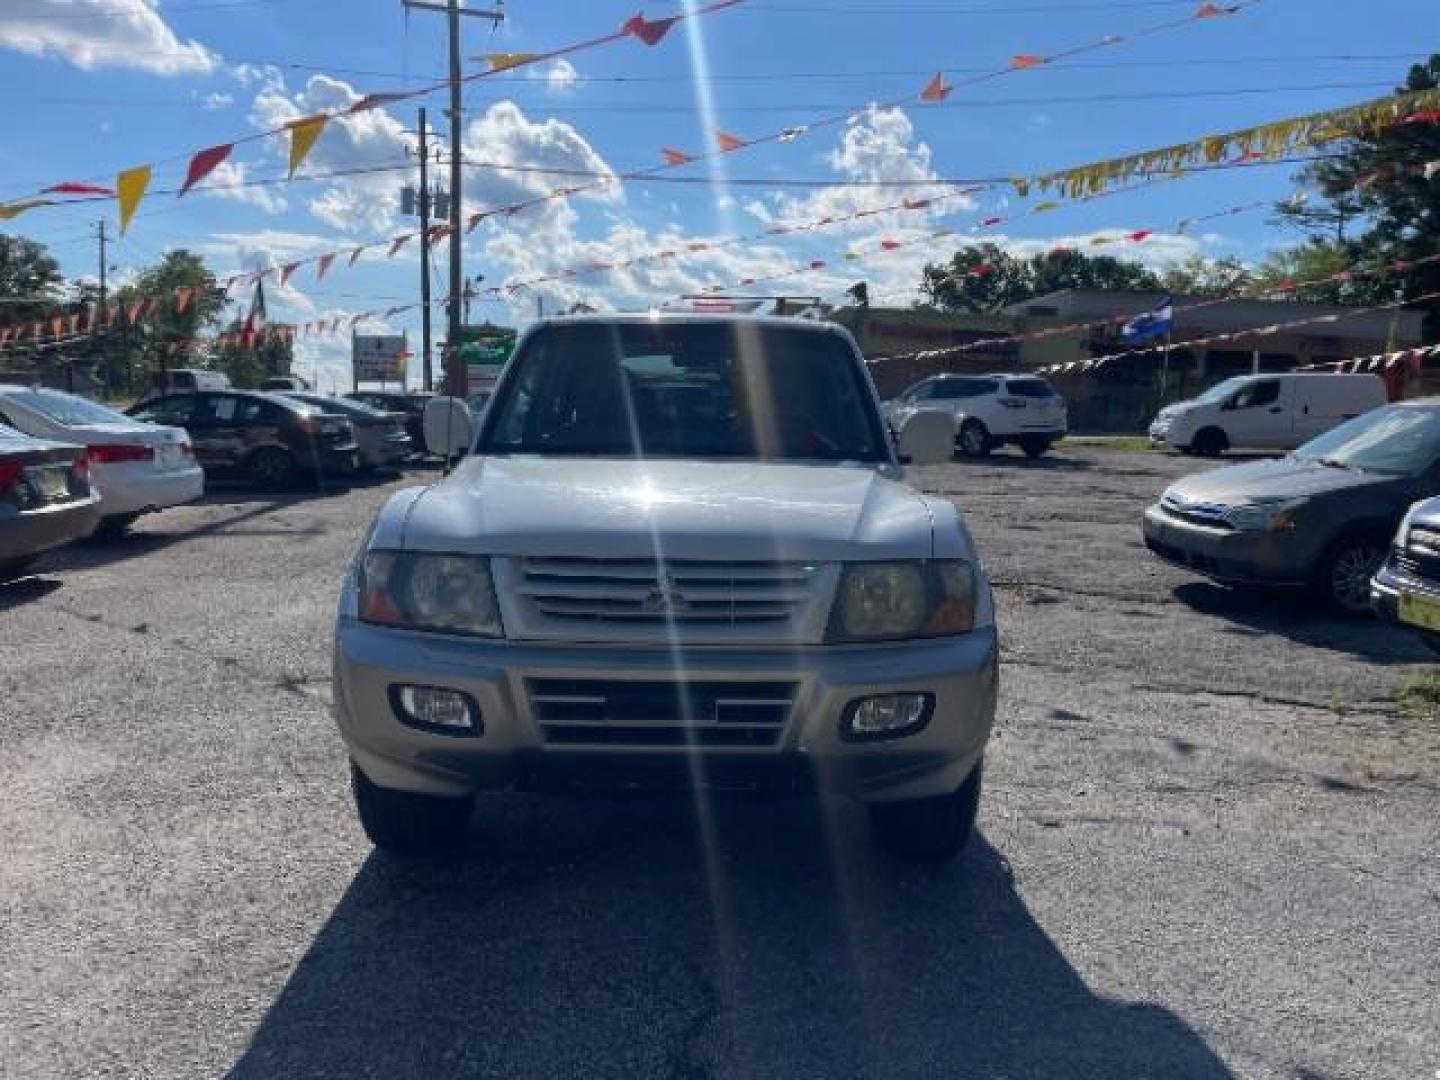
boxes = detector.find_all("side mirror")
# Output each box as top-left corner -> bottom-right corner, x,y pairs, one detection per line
895,408 -> 956,466
422,396 -> 474,459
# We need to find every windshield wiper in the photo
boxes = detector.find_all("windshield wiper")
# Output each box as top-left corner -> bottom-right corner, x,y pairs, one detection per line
1317,457 -> 1354,470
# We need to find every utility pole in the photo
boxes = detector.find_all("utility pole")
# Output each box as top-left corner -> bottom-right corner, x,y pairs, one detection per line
401,0 -> 503,398
96,219 -> 108,331
417,107 -> 434,392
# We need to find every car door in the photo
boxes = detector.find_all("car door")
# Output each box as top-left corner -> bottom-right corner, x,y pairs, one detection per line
187,393 -> 253,470
129,395 -> 200,448
1219,378 -> 1287,450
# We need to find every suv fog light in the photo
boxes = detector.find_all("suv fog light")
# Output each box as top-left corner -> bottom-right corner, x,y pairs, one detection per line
389,685 -> 482,736
841,693 -> 933,742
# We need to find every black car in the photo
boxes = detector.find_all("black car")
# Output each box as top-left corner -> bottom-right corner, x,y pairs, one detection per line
128,391 -> 359,490
345,390 -> 435,456
1144,399 -> 1440,613
1372,496 -> 1440,653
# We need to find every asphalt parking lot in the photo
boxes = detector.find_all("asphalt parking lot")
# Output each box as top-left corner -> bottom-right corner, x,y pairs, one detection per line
2,448 -> 1437,1080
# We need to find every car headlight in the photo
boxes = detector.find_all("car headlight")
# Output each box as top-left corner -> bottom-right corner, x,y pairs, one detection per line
358,550 -> 503,637
1221,498 -> 1306,533
827,560 -> 976,642
1394,502 -> 1424,549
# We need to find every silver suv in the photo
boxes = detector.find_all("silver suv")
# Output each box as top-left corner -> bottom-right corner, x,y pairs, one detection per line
332,314 -> 998,859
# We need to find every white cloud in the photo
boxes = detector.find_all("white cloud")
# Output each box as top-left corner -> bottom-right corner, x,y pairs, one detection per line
545,59 -> 578,93
200,160 -> 288,216
0,0 -> 216,75
197,90 -> 234,111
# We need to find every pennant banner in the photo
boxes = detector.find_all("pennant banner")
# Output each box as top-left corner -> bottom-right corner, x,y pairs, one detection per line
287,115 -> 328,178
181,143 -> 234,196
116,165 -> 151,234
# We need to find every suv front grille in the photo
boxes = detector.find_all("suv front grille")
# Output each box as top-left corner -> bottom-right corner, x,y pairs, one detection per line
518,557 -> 818,625
528,679 -> 796,748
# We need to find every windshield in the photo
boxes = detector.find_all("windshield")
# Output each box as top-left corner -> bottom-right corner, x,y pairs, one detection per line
1194,377 -> 1252,405
479,321 -> 887,462
1292,404 -> 1440,475
6,388 -> 135,426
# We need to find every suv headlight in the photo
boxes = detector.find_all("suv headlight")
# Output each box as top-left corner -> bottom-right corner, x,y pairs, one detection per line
827,560 -> 976,642
1221,498 -> 1306,532
358,550 -> 503,637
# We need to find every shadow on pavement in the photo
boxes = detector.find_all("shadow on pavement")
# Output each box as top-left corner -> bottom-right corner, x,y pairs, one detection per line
951,450 -> 1093,471
1172,581 -> 1431,663
0,574 -> 62,610
229,798 -> 1231,1079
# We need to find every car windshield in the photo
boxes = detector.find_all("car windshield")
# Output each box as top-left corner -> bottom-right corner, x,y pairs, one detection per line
479,321 -> 887,462
7,388 -> 134,426
1194,377 -> 1252,405
1291,404 -> 1440,475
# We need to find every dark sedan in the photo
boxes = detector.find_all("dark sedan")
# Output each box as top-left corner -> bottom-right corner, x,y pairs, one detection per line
1143,399 -> 1440,613
0,423 -> 101,579
128,391 -> 359,490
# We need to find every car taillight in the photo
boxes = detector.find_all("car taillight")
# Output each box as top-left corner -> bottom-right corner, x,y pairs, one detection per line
87,443 -> 155,464
0,460 -> 21,491
71,455 -> 90,482
295,418 -> 322,435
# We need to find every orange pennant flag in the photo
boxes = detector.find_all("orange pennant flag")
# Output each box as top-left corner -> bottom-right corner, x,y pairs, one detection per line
349,247 -> 365,267
116,165 -> 151,234
467,212 -> 484,234
920,72 -> 951,102
315,253 -> 335,282
287,115 -> 328,178
484,52 -> 540,71
388,234 -> 413,257
661,148 -> 692,166
173,287 -> 195,315
1010,54 -> 1045,69
716,131 -> 746,153
1194,2 -> 1235,17
279,261 -> 301,287
0,198 -> 54,220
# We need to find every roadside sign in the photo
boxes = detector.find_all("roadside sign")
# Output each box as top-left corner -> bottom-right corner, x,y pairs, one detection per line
353,334 -> 409,385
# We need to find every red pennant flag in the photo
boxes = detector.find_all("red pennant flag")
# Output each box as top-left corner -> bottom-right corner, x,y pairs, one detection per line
969,264 -> 996,277
388,234 -> 413,257
739,278 -> 756,286
426,224 -> 453,245
173,286 -> 195,315
661,148 -> 692,166
716,131 -> 746,153
348,92 -> 408,114
180,143 -> 234,196
809,260 -> 826,270
315,253 -> 335,282
903,198 -> 932,210
920,73 -> 951,103
43,182 -> 115,197
1010,54 -> 1045,69
467,212 -> 484,234
1128,230 -> 1153,242
686,242 -> 710,252
1405,108 -> 1440,124
979,215 -> 1004,227
879,239 -> 902,251
623,12 -> 679,46
1194,2 -> 1235,16
279,261 -> 301,287
348,247 -> 365,267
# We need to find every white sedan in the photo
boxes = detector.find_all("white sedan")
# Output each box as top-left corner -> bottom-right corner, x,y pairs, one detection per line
0,385 -> 203,539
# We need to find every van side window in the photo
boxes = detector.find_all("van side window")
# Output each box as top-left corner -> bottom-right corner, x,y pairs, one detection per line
1233,380 -> 1280,410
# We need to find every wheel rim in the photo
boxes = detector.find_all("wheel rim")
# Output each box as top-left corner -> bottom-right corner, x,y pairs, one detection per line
255,453 -> 287,485
1331,543 -> 1382,612
962,426 -> 985,454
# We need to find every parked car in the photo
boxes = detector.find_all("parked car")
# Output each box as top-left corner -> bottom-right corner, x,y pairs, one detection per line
1370,497 -> 1440,653
0,423 -> 101,579
279,392 -> 411,472
0,385 -> 202,539
886,373 -> 1067,457
1143,398 -> 1440,612
127,390 -> 359,490
259,375 -> 312,392
150,368 -> 231,395
333,314 -> 997,860
345,390 -> 434,456
1148,373 -> 1386,457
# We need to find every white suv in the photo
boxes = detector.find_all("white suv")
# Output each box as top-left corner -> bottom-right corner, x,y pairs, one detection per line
888,374 -> 1068,458
332,314 -> 999,861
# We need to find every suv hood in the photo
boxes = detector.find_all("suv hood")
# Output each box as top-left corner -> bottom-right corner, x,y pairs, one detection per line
1167,457 -> 1389,504
401,456 -> 935,561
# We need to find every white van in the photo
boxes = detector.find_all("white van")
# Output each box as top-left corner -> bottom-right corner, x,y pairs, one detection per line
154,368 -> 231,394
1149,373 -> 1387,456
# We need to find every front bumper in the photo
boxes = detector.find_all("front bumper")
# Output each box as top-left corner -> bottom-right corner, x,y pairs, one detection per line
1370,555 -> 1440,637
1142,504 -> 1309,585
0,494 -> 102,561
333,621 -> 999,803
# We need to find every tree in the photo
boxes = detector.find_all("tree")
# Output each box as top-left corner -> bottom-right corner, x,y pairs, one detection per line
918,244 -> 1160,313
1275,54 -> 1440,324
1160,256 -> 1253,298
213,327 -> 293,389
1250,240 -> 1392,306
0,234 -> 63,328
109,249 -> 229,393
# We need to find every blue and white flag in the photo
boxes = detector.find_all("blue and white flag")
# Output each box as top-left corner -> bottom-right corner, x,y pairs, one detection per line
1121,295 -> 1174,344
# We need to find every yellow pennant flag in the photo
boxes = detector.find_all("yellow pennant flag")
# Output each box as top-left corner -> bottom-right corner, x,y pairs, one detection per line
116,165 -> 152,235
287,115 -> 328,178
485,52 -> 539,71
0,198 -> 53,220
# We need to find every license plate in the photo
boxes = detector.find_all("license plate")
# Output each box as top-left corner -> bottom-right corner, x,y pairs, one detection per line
30,466 -> 68,502
1398,590 -> 1440,632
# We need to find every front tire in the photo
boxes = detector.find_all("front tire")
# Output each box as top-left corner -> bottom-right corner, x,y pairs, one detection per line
248,447 -> 301,491
957,420 -> 992,458
1190,427 -> 1228,458
1315,533 -> 1387,615
1019,436 -> 1053,459
868,761 -> 983,861
351,763 -> 473,856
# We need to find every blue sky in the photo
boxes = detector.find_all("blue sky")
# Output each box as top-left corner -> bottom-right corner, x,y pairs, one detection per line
0,0 -> 1433,387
